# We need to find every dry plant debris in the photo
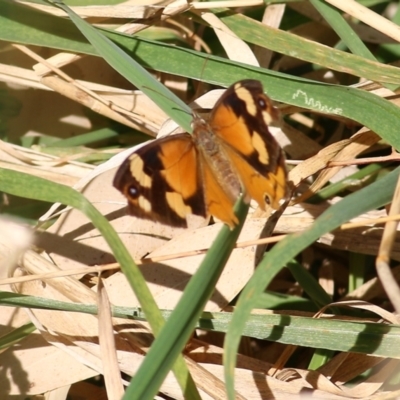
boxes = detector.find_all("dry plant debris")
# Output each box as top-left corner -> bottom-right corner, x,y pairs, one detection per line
0,1 -> 400,399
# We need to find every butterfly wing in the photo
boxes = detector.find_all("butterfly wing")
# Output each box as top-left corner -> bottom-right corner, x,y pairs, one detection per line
210,80 -> 288,210
113,134 -> 206,227
198,153 -> 239,228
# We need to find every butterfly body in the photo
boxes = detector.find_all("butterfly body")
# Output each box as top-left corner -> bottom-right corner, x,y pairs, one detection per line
113,80 -> 288,228
192,116 -> 241,203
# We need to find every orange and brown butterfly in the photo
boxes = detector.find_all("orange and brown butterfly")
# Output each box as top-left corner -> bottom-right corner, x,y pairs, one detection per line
113,79 -> 289,229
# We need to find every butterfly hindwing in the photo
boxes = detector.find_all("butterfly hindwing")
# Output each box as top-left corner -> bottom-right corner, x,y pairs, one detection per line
113,134 -> 206,227
198,153 -> 239,228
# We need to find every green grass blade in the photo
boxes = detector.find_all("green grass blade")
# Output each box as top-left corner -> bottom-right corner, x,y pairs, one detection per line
3,291 -> 400,359
286,260 -> 333,310
0,322 -> 36,351
0,167 -> 201,399
0,168 -> 158,322
0,2 -> 399,132
309,0 -> 397,91
2,2 -> 400,151
308,163 -> 383,203
309,0 -> 377,60
123,200 -> 249,400
224,166 -> 400,399
4,1 -> 400,85
215,9 -> 400,84
49,0 -> 192,132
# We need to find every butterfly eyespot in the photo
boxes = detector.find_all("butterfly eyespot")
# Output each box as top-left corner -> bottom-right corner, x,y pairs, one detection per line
128,184 -> 140,199
257,97 -> 267,110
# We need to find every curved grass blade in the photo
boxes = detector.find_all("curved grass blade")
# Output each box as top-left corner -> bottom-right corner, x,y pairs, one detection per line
216,8 -> 400,84
1,2 -> 400,150
0,167 -> 201,400
49,0 -> 193,133
123,200 -> 249,400
224,166 -> 400,399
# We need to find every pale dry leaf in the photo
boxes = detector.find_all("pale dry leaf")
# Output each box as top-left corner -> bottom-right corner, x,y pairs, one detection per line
340,358 -> 400,398
269,198 -> 385,231
289,139 -> 350,187
292,365 -> 396,398
306,129 -> 381,194
97,279 -> 125,400
103,218 -> 268,311
317,300 -> 400,324
33,52 -> 83,76
343,265 -> 400,302
184,356 -> 246,400
326,0 -> 400,43
278,121 -> 321,159
156,88 -> 227,139
1,62 -> 161,136
205,364 -> 349,399
8,250 -> 186,398
200,12 -> 259,66
352,80 -> 396,98
318,261 -> 334,296
191,88 -> 226,110
288,0 -> 398,46
192,1 -> 262,9
371,389 -> 400,399
39,162 -> 197,274
4,54 -> 166,135
0,63 -> 51,90
0,141 -> 91,186
10,44 -> 158,134
0,217 -> 33,278
289,128 -> 380,189
0,331 -> 97,397
188,337 -> 274,372
317,227 -> 400,262
40,75 -> 147,132
376,174 -> 400,313
267,201 -> 400,260
116,0 -> 191,35
20,250 -> 99,304
45,385 -> 71,400
18,1 -> 164,19
316,352 -> 351,380
320,352 -> 385,385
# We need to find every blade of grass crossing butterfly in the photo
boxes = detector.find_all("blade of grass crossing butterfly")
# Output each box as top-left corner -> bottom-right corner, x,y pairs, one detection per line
124,199 -> 249,400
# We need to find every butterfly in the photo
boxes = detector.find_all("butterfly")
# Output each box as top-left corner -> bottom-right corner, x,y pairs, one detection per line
113,79 -> 288,229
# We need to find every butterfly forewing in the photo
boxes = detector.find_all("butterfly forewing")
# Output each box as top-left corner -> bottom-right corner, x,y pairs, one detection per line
113,134 -> 207,227
210,80 -> 288,209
